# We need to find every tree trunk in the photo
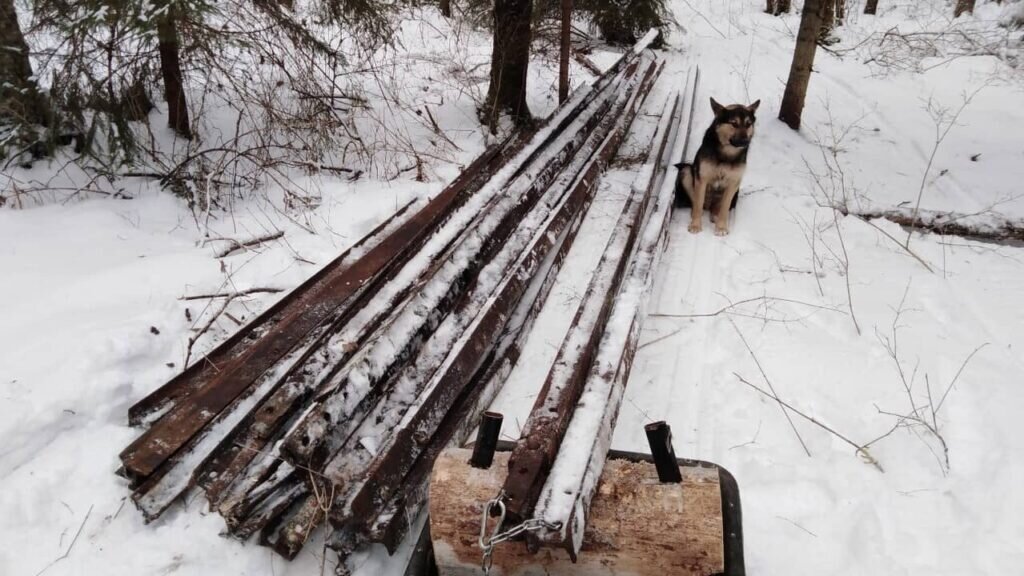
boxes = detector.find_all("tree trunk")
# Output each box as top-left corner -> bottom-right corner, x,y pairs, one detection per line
484,0 -> 533,128
440,0 -> 451,17
766,0 -> 790,15
558,0 -> 571,103
836,0 -> 846,24
954,0 -> 975,17
819,0 -> 835,41
779,0 -> 825,130
156,3 -> 192,139
864,0 -> 878,15
0,0 -> 49,127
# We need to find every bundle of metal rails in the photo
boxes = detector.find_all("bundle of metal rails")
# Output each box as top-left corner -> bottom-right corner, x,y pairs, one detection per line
118,30 -> 716,570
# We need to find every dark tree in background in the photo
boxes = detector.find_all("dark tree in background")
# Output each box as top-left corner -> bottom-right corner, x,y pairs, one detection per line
576,0 -> 670,46
954,0 -> 975,17
779,0 -> 827,130
819,0 -> 835,41
766,0 -> 791,15
0,0 -> 50,130
864,0 -> 879,15
440,0 -> 452,17
559,0 -> 572,103
484,0 -> 533,127
155,1 -> 192,139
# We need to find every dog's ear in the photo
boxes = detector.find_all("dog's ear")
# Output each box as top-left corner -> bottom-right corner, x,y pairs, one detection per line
747,100 -> 761,113
710,97 -> 725,117
673,162 -> 685,169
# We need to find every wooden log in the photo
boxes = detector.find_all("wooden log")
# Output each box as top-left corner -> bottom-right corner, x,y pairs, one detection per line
429,449 -> 724,576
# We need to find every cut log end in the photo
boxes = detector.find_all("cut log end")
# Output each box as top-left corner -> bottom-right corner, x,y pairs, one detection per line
430,448 -> 724,576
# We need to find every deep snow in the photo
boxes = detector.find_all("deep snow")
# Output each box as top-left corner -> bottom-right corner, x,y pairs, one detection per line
3,1 -> 1024,575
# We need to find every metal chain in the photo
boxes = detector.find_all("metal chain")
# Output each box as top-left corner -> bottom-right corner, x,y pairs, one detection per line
478,491 -> 562,575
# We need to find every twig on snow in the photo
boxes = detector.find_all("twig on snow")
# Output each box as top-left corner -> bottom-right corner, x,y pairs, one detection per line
729,319 -> 812,458
179,287 -> 284,300
35,505 -> 93,576
873,284 -> 989,473
650,295 -> 845,319
734,373 -> 884,472
208,231 -> 286,258
936,343 -> 988,413
679,0 -> 728,38
905,85 -> 989,250
851,214 -> 934,272
184,296 -> 235,368
641,295 -> 845,350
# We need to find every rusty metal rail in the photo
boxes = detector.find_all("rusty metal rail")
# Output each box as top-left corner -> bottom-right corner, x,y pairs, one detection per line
533,71 -> 698,557
499,63 -> 664,528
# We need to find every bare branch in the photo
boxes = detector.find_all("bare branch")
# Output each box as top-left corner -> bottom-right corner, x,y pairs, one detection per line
729,319 -> 812,458
179,287 -> 284,300
734,373 -> 884,472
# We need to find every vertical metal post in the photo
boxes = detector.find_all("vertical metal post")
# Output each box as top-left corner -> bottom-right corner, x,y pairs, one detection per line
645,421 -> 682,483
470,412 -> 504,469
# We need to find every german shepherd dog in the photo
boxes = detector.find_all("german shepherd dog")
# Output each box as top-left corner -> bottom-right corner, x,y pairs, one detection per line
676,98 -> 760,235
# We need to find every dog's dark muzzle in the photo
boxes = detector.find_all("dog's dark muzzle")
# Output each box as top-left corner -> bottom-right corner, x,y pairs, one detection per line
730,138 -> 750,148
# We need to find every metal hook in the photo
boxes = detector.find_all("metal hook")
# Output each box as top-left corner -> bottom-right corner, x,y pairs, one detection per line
478,491 -> 507,575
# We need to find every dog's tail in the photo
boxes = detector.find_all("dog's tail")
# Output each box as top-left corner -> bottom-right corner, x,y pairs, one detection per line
674,163 -> 693,208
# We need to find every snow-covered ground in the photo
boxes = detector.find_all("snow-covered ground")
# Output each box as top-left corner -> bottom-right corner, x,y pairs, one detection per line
3,1 -> 1024,575
617,2 -> 1024,574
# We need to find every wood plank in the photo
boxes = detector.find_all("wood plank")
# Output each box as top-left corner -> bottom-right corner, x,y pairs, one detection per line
430,449 -> 724,576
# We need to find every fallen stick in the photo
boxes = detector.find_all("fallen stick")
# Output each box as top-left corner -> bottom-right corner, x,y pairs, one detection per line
733,373 -> 884,472
183,296 -> 235,370
213,231 -> 286,258
34,505 -> 93,576
179,287 -> 284,300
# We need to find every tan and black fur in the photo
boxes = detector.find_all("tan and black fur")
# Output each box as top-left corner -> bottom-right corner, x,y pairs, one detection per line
676,98 -> 760,236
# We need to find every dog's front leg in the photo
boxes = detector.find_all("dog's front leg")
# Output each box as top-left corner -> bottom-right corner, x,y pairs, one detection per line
688,177 -> 707,234
714,182 -> 739,236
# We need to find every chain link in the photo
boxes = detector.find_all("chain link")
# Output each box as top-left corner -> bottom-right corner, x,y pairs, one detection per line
478,491 -> 562,575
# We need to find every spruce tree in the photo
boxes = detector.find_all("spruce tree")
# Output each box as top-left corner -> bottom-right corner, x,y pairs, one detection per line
1,0 -> 53,158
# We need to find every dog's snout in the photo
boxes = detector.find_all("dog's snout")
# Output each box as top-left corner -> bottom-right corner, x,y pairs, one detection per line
730,137 -> 750,147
